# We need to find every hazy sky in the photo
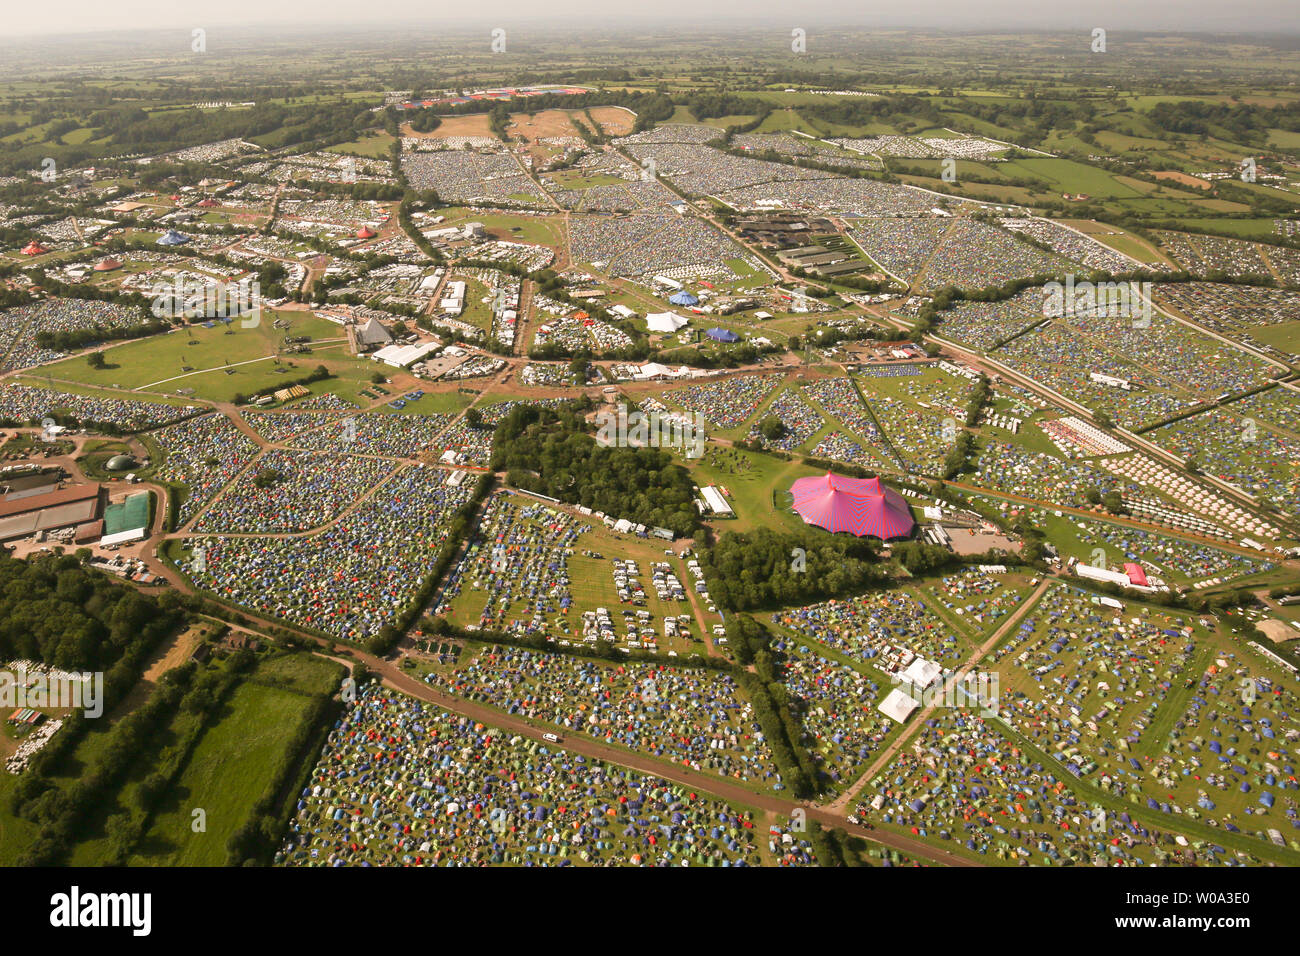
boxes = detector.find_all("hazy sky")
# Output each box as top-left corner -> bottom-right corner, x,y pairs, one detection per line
2,0 -> 1297,38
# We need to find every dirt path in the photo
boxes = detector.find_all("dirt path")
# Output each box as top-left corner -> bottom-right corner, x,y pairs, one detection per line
678,552 -> 717,654
348,645 -> 978,867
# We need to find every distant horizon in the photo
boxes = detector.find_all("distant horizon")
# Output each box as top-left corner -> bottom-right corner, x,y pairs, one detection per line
1,4 -> 1297,41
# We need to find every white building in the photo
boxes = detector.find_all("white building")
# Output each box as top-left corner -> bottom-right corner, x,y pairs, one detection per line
372,341 -> 442,368
700,486 -> 732,516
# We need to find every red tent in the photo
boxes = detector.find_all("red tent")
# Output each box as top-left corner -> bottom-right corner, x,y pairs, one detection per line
789,472 -> 914,540
21,241 -> 47,256
356,226 -> 376,239
1124,563 -> 1149,588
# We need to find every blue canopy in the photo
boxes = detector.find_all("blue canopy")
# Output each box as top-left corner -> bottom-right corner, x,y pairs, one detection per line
706,327 -> 739,343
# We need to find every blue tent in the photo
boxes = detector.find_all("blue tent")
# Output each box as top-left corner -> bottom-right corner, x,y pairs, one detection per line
706,327 -> 739,343
669,291 -> 699,306
157,229 -> 190,246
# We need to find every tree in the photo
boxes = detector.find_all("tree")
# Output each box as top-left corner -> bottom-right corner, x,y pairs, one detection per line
759,417 -> 786,441
464,407 -> 484,428
87,351 -> 107,369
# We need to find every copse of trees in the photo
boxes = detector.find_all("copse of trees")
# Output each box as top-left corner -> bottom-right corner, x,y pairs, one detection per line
406,110 -> 442,134
759,417 -> 786,441
941,430 -> 975,480
687,93 -> 770,122
720,614 -> 816,796
1146,99 -> 1300,142
491,404 -> 700,537
892,540 -> 965,575
0,551 -> 182,673
701,527 -> 886,611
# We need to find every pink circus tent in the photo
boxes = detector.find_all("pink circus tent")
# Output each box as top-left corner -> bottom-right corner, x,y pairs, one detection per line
789,472 -> 915,540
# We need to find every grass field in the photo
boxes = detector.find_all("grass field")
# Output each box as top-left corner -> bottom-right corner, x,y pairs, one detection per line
129,681 -> 315,865
687,444 -> 820,536
549,169 -> 626,189
1081,228 -> 1171,264
326,131 -> 396,158
1002,158 -> 1149,199
129,654 -> 342,867
36,312 -> 380,404
434,207 -> 563,247
1247,320 -> 1300,353
454,274 -> 494,333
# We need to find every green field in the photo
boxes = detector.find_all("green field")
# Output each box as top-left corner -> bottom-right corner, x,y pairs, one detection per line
36,312 -> 379,404
326,130 -> 397,158
687,444 -> 821,535
1086,229 -> 1170,264
435,207 -> 563,247
128,682 -> 312,865
549,169 -> 626,189
129,654 -> 342,867
1247,320 -> 1300,353
1002,158 -> 1149,198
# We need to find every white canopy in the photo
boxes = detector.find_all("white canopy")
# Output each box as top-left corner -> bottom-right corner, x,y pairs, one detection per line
878,688 -> 919,724
645,311 -> 689,333
902,657 -> 943,690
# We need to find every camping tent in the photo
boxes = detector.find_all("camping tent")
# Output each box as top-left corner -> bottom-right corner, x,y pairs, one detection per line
706,327 -> 739,343
789,471 -> 915,540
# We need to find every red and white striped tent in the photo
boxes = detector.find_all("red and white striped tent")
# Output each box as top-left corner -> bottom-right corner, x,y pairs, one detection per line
790,472 -> 914,540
